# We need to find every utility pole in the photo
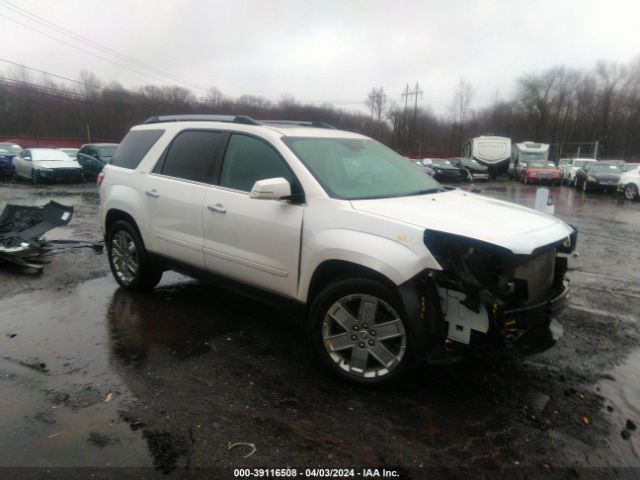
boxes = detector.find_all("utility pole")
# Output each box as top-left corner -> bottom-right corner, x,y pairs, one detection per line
399,82 -> 423,152
401,84 -> 410,149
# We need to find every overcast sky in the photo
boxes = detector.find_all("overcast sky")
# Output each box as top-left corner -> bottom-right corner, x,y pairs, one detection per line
2,0 -> 639,116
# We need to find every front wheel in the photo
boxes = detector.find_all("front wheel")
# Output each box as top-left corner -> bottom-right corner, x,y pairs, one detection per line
31,170 -> 39,185
624,184 -> 638,200
107,220 -> 162,291
308,278 -> 415,386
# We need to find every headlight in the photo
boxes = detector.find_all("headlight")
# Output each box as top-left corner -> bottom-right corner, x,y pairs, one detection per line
37,167 -> 53,172
587,175 -> 597,182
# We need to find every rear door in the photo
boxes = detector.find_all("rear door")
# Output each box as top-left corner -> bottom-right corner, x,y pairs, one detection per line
202,133 -> 304,298
145,129 -> 228,268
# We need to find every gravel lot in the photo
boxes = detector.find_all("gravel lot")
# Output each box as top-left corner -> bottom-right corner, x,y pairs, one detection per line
0,177 -> 638,479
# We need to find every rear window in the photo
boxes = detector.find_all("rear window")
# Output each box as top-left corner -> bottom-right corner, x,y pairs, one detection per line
111,129 -> 164,169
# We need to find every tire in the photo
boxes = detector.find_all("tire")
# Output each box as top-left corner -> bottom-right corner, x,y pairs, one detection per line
31,170 -> 39,185
624,184 -> 638,200
582,180 -> 588,192
308,277 -> 415,386
106,220 -> 162,291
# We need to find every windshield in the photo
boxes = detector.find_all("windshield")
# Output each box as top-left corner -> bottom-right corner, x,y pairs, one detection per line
0,143 -> 22,155
558,159 -> 571,166
519,151 -> 548,162
283,137 -> 442,200
623,163 -> 640,172
587,163 -> 622,173
32,149 -> 71,161
529,161 -> 556,168
574,160 -> 594,168
98,146 -> 117,157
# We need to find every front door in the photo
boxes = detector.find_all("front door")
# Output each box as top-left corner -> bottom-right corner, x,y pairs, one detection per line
203,134 -> 304,298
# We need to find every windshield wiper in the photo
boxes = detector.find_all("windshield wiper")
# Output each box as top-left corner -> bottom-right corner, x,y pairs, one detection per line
402,188 -> 444,196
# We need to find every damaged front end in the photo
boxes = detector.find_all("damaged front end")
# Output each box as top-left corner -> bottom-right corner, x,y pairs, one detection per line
417,228 -> 577,362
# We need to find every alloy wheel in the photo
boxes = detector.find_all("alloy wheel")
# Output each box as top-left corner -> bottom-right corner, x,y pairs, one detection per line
110,230 -> 139,284
321,294 -> 407,379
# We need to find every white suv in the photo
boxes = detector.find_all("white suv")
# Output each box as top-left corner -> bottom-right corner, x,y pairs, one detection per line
99,115 -> 577,385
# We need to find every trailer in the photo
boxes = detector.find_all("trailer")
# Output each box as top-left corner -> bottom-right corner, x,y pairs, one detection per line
508,141 -> 550,180
462,136 -> 511,179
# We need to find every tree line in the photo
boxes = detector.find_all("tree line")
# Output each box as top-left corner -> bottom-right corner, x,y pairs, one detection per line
382,57 -> 640,160
1,56 -> 639,160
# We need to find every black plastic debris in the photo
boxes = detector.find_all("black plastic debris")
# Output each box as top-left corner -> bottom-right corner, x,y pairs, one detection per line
0,201 -> 74,272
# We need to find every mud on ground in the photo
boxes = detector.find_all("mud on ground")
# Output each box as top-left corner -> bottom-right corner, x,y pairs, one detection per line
0,178 -> 639,478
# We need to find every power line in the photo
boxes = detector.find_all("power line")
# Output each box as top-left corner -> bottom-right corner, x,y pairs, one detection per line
0,0 -> 207,92
0,57 -> 104,91
0,76 -> 136,109
0,13 -> 189,89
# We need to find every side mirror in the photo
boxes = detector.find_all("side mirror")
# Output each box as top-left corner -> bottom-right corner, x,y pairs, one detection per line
249,177 -> 291,200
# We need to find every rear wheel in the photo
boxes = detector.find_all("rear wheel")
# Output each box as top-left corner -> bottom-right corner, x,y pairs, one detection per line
624,183 -> 638,200
308,277 -> 415,386
107,220 -> 162,291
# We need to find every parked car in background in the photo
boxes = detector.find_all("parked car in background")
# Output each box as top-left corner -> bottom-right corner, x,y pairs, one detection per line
12,148 -> 83,183
58,148 -> 79,159
618,166 -> 640,200
575,162 -> 623,192
520,161 -> 563,185
77,143 -> 118,179
0,143 -> 22,176
561,158 -> 596,185
430,159 -> 470,183
449,157 -> 489,181
411,160 -> 435,177
622,162 -> 640,172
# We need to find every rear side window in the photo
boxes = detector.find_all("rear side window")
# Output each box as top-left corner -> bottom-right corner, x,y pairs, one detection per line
157,130 -> 226,183
219,134 -> 292,192
111,129 -> 164,169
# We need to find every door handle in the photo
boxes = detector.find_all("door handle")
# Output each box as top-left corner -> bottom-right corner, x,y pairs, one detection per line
207,203 -> 227,214
145,189 -> 159,198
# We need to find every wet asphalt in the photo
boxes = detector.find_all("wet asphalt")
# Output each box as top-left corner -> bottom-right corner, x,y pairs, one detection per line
0,177 -> 639,478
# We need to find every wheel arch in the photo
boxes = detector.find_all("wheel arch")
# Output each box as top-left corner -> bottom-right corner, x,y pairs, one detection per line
305,259 -> 399,306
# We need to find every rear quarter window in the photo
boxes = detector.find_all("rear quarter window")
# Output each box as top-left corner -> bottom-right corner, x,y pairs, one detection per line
110,129 -> 165,169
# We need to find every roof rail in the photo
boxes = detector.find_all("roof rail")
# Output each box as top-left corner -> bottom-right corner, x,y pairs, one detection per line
260,120 -> 336,129
142,115 -> 260,125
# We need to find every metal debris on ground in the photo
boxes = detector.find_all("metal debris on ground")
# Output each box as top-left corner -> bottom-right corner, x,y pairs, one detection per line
0,201 -> 73,272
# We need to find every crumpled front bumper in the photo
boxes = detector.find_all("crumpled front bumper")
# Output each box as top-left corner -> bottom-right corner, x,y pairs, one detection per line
500,280 -> 569,353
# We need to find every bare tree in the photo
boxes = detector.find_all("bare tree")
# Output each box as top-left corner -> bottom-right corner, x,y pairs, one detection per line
449,78 -> 475,148
365,87 -> 387,123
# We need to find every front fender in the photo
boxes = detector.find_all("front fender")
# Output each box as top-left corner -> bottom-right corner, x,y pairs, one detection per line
298,228 -> 440,301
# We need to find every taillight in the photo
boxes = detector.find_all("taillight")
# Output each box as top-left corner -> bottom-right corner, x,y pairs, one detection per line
97,171 -> 105,187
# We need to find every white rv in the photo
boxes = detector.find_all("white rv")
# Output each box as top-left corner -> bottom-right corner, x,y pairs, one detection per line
463,136 -> 511,178
509,142 -> 550,180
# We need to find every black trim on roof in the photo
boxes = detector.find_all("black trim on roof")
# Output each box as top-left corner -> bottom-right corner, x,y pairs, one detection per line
142,115 -> 260,125
260,120 -> 335,129
141,115 -> 335,129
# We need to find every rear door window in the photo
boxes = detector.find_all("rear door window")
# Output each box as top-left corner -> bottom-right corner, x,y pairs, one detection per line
111,130 -> 165,169
155,130 -> 227,183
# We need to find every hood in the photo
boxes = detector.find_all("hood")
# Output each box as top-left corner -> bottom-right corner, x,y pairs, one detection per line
350,189 -> 574,255
432,163 -> 459,171
35,160 -> 81,169
526,168 -> 560,173
591,172 -> 620,181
